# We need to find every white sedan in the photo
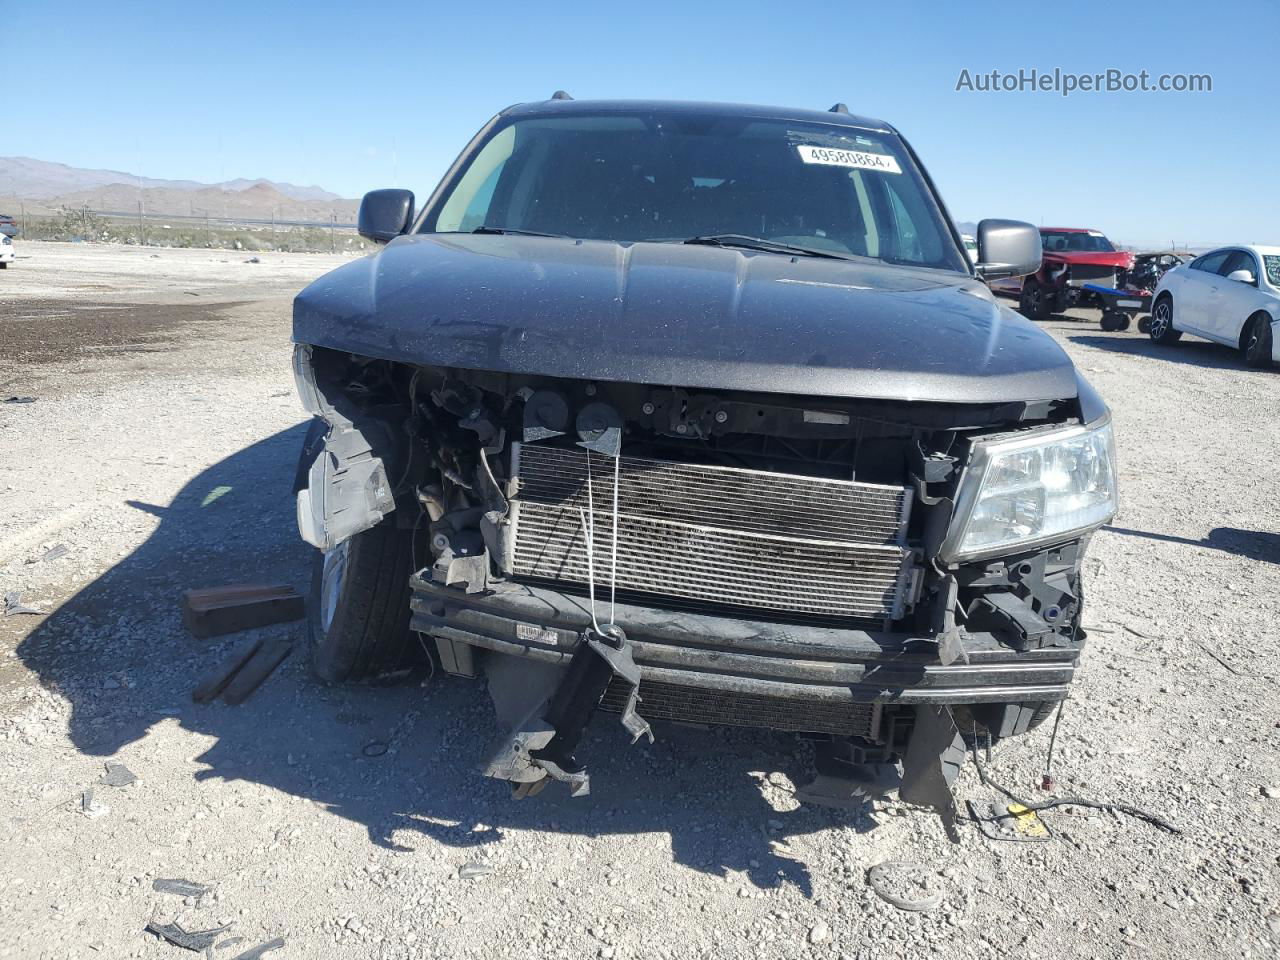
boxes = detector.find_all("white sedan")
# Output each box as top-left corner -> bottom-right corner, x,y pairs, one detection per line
1148,244 -> 1280,367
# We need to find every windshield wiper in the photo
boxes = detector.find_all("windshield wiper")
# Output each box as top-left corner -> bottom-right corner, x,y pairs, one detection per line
472,225 -> 570,238
682,234 -> 855,260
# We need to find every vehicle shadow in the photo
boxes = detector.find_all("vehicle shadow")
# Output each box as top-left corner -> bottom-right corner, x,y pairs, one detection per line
13,425 -> 875,897
1068,334 -> 1250,371
1107,525 -> 1280,563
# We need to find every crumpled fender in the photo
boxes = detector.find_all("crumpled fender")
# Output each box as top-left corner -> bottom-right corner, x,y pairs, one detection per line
292,344 -> 397,551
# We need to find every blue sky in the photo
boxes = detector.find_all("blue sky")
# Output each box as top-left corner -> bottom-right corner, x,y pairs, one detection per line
5,0 -> 1276,247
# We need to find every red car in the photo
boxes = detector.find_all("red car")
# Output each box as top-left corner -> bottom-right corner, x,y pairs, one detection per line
990,227 -> 1134,321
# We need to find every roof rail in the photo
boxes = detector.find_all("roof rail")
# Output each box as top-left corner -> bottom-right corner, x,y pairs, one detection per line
550,90 -> 574,101
828,102 -> 850,115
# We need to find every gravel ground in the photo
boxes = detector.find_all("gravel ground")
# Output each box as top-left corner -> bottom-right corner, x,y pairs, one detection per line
1,242 -> 1277,960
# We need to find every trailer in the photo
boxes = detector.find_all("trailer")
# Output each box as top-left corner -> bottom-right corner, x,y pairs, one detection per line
1082,282 -> 1152,332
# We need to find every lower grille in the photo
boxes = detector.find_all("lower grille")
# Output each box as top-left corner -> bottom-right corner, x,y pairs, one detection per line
508,443 -> 913,622
600,679 -> 878,736
1066,264 -> 1119,286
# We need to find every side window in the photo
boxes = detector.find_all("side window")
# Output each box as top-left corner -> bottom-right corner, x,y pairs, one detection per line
874,176 -> 945,264
1218,250 -> 1257,279
884,184 -> 923,262
1192,251 -> 1230,274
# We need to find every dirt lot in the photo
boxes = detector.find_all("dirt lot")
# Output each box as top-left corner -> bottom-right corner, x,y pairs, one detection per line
1,242 -> 1278,960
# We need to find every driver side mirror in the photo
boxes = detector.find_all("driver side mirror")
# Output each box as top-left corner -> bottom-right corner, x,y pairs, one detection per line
974,219 -> 1042,280
1227,269 -> 1256,285
358,189 -> 415,244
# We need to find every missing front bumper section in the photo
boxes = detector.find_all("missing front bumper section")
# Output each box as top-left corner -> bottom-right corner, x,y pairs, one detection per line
410,576 -> 1080,706
415,575 -> 1077,827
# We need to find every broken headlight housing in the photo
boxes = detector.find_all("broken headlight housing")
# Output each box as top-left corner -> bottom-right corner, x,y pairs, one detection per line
942,418 -> 1116,561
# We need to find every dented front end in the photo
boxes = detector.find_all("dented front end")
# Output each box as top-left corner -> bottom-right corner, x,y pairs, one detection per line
293,343 -> 1114,824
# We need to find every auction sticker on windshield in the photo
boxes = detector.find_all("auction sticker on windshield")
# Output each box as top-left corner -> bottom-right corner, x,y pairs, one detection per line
796,145 -> 902,174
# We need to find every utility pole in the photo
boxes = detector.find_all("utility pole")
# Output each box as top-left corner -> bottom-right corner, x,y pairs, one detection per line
206,212 -> 211,248
271,209 -> 276,250
138,201 -> 146,246
82,205 -> 89,237
330,212 -> 336,253
20,203 -> 26,237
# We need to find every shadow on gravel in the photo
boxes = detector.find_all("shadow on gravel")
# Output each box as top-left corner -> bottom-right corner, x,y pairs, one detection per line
1068,333 -> 1253,371
15,426 -> 871,897
1108,525 -> 1280,563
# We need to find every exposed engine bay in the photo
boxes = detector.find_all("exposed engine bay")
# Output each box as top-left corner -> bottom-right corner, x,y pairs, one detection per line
294,344 -> 1095,831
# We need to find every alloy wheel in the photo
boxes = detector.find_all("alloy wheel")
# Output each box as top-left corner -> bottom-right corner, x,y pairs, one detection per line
1151,302 -> 1171,339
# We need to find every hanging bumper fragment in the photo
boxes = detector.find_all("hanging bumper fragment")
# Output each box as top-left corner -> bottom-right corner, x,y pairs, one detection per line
480,624 -> 652,797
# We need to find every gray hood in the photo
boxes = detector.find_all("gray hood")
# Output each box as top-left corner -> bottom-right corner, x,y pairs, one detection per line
293,233 -> 1078,405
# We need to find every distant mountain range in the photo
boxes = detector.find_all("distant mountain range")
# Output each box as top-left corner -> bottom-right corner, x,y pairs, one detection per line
0,156 -> 357,221
0,156 -> 343,202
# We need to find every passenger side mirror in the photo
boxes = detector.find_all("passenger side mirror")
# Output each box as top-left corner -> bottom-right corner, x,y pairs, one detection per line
358,189 -> 416,244
1227,269 -> 1256,285
974,219 -> 1042,280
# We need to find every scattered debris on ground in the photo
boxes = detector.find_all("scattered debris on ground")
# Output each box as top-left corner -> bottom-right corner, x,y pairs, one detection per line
220,638 -> 292,705
226,937 -> 285,959
79,788 -> 109,820
182,584 -> 304,638
152,878 -> 213,899
192,638 -> 264,703
99,760 -> 137,787
866,861 -> 946,913
145,920 -> 230,952
27,543 -> 69,564
191,635 -> 294,705
967,797 -> 1052,842
3,591 -> 44,616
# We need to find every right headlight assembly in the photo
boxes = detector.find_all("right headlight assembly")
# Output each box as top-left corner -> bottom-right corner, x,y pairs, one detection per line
941,418 -> 1117,562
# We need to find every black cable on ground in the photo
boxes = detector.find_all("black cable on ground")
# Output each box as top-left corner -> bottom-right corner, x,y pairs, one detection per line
1044,698 -> 1066,780
966,735 -> 1182,836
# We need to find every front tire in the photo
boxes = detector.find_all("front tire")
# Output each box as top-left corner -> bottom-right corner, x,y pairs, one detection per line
1148,295 -> 1181,344
309,515 -> 422,683
1242,314 -> 1274,369
1019,277 -> 1051,321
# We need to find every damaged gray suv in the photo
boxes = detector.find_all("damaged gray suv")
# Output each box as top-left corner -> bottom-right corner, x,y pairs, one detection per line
291,97 -> 1117,828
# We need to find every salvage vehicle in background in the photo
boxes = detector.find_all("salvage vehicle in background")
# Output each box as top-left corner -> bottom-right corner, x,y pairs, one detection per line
990,226 -> 1134,321
0,213 -> 17,238
1128,251 -> 1186,293
1148,245 -> 1280,367
291,97 -> 1118,828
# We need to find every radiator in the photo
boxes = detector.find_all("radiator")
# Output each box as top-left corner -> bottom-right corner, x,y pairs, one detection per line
507,444 -> 913,622
600,679 -> 879,736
